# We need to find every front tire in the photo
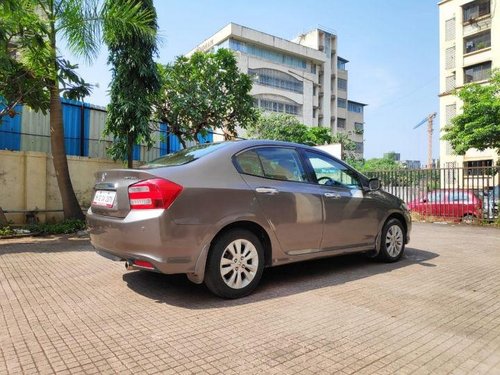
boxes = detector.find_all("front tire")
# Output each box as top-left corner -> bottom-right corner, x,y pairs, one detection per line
377,218 -> 405,263
205,229 -> 264,299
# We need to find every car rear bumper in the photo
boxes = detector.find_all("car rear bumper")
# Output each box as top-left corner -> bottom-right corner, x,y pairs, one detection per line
87,208 -> 208,275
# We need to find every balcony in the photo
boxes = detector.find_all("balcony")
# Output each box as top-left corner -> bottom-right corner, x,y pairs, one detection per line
464,31 -> 491,54
463,0 -> 490,24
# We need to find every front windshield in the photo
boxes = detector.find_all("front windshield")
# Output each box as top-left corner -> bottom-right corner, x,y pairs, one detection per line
141,142 -> 230,168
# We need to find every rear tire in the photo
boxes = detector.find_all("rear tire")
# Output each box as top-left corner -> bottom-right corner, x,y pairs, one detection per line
376,218 -> 405,263
205,229 -> 264,299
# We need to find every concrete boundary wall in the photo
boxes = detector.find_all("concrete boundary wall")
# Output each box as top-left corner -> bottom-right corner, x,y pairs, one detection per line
0,150 -> 125,223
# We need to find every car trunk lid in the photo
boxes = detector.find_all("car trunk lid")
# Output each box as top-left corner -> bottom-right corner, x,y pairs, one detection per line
90,169 -> 160,218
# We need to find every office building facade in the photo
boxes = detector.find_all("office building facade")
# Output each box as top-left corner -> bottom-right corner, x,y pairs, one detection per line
188,23 -> 366,158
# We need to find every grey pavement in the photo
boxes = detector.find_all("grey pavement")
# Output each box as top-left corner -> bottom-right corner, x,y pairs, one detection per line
0,223 -> 499,374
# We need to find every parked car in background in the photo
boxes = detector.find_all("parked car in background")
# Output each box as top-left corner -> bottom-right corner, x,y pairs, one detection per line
87,140 -> 411,299
407,189 -> 483,223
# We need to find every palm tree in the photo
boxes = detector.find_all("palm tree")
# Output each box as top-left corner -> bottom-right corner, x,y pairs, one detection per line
5,0 -> 156,220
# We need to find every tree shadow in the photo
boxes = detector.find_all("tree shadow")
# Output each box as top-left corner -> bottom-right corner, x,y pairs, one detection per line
0,236 -> 90,255
122,247 -> 439,309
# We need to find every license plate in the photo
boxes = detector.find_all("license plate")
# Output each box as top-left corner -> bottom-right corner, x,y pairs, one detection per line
92,190 -> 116,208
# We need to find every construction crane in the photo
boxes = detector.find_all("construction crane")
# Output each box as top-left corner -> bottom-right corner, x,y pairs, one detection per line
413,112 -> 437,168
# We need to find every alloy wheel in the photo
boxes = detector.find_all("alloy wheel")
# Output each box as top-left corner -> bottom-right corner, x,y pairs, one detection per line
385,225 -> 404,257
220,239 -> 259,289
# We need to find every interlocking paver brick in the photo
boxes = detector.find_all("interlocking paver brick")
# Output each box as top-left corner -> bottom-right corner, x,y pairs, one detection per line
0,223 -> 499,374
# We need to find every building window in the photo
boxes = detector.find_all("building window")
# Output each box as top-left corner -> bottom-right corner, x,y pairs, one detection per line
337,78 -> 347,91
464,31 -> 491,54
249,68 -> 304,94
464,159 -> 493,176
354,122 -> 363,134
445,104 -> 456,125
337,118 -> 346,128
446,73 -> 456,92
354,142 -> 364,154
464,61 -> 491,83
445,46 -> 455,69
348,101 -> 364,114
445,18 -> 456,41
254,95 -> 301,116
220,38 -> 307,70
337,98 -> 347,108
463,0 -> 490,23
337,58 -> 347,70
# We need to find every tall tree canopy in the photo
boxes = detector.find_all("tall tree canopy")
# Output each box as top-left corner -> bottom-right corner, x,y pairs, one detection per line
155,49 -> 257,148
104,0 -> 160,168
0,0 -> 155,219
0,1 -> 51,118
443,69 -> 500,156
246,112 -> 332,146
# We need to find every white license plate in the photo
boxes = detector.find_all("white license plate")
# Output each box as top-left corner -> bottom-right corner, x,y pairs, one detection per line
92,190 -> 116,208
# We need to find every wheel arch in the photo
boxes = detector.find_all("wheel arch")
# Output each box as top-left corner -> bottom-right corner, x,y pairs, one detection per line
374,212 -> 409,255
210,221 -> 273,267
187,220 -> 273,285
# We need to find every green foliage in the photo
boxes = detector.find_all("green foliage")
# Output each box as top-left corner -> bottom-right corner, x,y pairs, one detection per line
155,49 -> 258,147
0,226 -> 15,236
443,69 -> 500,155
246,112 -> 332,145
103,0 -> 160,167
353,154 -> 401,173
0,0 -> 50,118
27,219 -> 86,235
331,132 -> 357,161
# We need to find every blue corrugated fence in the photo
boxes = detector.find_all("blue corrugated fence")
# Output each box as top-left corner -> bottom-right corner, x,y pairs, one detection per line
0,98 -> 213,161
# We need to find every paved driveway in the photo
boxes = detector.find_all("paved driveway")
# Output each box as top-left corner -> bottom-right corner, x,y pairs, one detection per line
0,223 -> 499,374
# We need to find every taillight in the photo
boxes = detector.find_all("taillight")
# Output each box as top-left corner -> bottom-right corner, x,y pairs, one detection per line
128,178 -> 183,209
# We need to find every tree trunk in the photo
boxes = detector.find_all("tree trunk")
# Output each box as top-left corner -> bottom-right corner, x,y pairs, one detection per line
127,132 -> 134,168
49,83 -> 85,220
175,133 -> 187,149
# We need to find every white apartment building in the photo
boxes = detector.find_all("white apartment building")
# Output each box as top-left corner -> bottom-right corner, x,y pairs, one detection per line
439,0 -> 499,170
188,23 -> 366,158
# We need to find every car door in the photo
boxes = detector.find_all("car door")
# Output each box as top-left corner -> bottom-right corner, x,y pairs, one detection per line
301,150 -> 380,251
234,146 -> 323,254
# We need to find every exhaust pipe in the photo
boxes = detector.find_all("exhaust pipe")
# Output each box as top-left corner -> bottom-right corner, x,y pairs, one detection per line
125,261 -> 134,270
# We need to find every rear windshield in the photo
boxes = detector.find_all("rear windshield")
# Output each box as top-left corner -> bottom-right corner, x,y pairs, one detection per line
141,142 -> 230,168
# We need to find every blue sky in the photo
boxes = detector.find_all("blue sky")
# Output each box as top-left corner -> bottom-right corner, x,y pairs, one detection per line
71,0 -> 440,162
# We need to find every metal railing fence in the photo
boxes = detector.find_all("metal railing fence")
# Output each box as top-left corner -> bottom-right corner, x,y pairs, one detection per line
365,166 -> 499,222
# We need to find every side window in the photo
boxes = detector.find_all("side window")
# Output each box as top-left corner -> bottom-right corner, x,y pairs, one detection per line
304,151 -> 361,189
235,149 -> 264,177
427,192 -> 442,202
235,147 -> 306,182
449,191 -> 471,203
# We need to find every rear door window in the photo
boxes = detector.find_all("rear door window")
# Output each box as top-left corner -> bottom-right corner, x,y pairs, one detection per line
235,147 -> 306,182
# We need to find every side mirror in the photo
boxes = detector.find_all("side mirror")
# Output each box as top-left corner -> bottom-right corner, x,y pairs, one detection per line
368,178 -> 381,191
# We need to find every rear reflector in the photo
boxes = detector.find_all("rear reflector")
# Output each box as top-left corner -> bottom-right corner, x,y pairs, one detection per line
133,260 -> 155,269
128,178 -> 183,209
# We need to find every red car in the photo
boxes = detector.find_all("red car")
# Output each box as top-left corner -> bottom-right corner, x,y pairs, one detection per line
407,189 -> 482,223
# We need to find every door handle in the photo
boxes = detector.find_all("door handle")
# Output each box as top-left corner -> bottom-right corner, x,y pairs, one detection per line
324,192 -> 341,199
256,187 -> 279,195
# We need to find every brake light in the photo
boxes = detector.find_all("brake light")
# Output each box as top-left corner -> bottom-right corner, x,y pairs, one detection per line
128,178 -> 183,209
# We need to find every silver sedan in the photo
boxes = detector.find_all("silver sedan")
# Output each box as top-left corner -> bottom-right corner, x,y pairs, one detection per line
88,140 -> 411,298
